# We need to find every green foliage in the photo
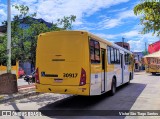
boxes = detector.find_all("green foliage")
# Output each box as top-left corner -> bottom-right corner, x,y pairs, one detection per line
12,5 -> 36,19
0,35 -> 7,63
134,0 -> 160,36
0,4 -> 76,66
142,50 -> 149,55
57,15 -> 76,30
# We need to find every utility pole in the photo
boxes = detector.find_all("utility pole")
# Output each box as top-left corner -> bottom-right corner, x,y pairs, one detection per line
7,0 -> 11,73
144,42 -> 148,55
145,42 -> 147,52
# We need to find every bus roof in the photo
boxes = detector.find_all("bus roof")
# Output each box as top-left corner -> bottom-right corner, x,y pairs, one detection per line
39,30 -> 132,54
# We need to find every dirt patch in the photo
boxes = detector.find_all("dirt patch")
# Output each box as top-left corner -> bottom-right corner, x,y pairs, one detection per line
0,73 -> 18,94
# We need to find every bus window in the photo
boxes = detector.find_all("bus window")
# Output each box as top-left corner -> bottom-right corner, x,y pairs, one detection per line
95,49 -> 100,61
107,46 -> 111,64
94,41 -> 100,62
117,50 -> 120,64
90,47 -> 95,60
125,53 -> 130,65
110,47 -> 114,63
125,53 -> 127,64
109,47 -> 120,64
95,41 -> 100,49
89,39 -> 100,63
114,49 -> 117,63
90,40 -> 95,61
90,40 -> 94,47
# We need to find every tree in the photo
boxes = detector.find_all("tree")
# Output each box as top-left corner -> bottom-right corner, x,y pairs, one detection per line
57,15 -> 76,30
0,4 -> 76,66
142,50 -> 148,55
134,0 -> 160,36
0,35 -> 7,64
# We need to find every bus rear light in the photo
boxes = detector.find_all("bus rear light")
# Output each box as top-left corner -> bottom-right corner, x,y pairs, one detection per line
35,68 -> 40,84
79,68 -> 86,86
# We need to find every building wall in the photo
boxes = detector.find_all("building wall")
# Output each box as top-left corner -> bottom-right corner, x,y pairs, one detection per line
148,40 -> 160,54
133,52 -> 145,71
19,61 -> 32,75
115,42 -> 130,50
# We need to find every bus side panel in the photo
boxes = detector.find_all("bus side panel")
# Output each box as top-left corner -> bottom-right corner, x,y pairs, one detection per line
90,64 -> 118,95
147,64 -> 160,73
128,55 -> 134,79
106,64 -> 115,92
90,64 -> 102,95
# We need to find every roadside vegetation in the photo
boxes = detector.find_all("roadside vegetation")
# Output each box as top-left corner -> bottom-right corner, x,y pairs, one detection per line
0,5 -> 76,66
134,0 -> 160,36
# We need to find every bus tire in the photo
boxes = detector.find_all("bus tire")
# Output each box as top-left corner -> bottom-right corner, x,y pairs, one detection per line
152,72 -> 156,75
110,77 -> 116,96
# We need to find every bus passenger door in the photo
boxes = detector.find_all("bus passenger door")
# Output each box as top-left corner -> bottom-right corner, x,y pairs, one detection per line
120,53 -> 124,84
101,49 -> 105,92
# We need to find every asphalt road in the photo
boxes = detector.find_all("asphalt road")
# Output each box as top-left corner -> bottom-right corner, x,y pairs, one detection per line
0,72 -> 160,119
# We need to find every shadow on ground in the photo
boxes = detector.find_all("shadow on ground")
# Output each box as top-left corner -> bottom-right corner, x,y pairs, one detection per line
148,73 -> 160,76
38,83 -> 146,119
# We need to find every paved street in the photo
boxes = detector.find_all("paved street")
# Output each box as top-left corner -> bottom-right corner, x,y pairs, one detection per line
17,78 -> 29,86
0,72 -> 160,119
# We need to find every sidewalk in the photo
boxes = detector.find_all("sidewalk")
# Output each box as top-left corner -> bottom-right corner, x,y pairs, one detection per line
0,84 -> 39,104
134,71 -> 146,75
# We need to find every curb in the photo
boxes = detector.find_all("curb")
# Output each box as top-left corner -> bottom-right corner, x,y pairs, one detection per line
0,91 -> 40,104
18,86 -> 35,92
0,85 -> 40,104
18,84 -> 35,89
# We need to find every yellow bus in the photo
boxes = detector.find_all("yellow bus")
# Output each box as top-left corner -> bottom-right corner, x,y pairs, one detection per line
0,60 -> 19,78
35,31 -> 134,96
143,51 -> 160,75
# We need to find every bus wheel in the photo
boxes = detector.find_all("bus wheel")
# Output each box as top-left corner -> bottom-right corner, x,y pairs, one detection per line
111,77 -> 116,96
152,72 -> 156,75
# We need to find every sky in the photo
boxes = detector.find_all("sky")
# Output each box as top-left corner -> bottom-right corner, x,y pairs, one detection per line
0,0 -> 159,52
